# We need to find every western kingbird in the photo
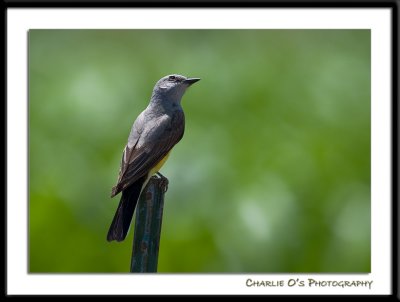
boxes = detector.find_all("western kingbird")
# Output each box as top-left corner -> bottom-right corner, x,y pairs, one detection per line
107,74 -> 200,242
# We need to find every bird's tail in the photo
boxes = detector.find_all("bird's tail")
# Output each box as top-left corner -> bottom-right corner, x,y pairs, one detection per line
107,176 -> 146,242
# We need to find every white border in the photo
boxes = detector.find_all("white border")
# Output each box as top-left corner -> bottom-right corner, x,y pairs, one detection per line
7,8 -> 392,295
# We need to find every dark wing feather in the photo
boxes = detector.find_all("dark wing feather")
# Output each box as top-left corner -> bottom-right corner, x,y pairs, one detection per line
111,111 -> 184,197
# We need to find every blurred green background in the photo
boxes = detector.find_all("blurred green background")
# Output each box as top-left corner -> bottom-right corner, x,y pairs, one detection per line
29,30 -> 370,273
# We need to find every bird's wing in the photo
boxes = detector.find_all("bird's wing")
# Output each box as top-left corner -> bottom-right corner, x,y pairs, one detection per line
111,110 -> 185,197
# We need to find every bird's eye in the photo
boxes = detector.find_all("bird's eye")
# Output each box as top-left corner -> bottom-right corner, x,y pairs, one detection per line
168,75 -> 176,81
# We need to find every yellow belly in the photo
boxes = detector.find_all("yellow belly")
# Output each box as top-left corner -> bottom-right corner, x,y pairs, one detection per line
149,151 -> 171,176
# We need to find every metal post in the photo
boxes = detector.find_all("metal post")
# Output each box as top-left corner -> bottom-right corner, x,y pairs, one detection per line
130,176 -> 168,272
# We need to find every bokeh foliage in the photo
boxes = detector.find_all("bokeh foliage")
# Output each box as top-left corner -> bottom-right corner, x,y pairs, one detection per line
29,30 -> 370,273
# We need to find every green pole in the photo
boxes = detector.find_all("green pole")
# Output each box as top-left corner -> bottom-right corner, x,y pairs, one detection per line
130,176 -> 168,272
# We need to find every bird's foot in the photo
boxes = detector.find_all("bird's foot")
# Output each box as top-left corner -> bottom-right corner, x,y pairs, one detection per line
156,172 -> 169,192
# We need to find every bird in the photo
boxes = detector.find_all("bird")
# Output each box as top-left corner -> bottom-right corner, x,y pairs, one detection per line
107,74 -> 200,242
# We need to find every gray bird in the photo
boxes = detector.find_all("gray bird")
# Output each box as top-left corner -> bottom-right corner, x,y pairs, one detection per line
107,74 -> 200,242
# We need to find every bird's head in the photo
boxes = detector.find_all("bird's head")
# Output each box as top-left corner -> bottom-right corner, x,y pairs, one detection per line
152,74 -> 200,101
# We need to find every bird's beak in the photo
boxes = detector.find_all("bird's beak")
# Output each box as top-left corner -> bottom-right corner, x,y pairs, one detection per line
184,78 -> 201,85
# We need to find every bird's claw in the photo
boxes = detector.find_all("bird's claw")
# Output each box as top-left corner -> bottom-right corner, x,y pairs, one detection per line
156,172 -> 169,192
